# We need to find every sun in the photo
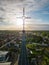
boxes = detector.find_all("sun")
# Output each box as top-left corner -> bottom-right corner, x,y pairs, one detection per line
12,18 -> 23,30
16,19 -> 23,26
6,15 -> 24,29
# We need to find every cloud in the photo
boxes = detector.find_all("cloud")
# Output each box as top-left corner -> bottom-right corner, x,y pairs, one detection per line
42,11 -> 49,14
22,0 -> 49,11
0,0 -> 49,11
27,24 -> 49,30
0,24 -> 49,30
0,7 -> 5,11
0,0 -> 49,14
0,0 -> 49,30
25,18 -> 49,24
0,17 -> 5,22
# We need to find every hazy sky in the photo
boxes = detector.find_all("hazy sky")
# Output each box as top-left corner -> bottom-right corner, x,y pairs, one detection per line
0,0 -> 49,30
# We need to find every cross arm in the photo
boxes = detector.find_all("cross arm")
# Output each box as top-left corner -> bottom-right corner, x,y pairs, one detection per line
25,17 -> 31,19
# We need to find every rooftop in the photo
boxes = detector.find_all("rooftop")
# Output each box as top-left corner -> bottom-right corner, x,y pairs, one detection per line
0,51 -> 8,56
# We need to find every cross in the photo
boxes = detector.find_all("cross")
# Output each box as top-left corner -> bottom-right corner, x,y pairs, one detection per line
16,7 -> 31,33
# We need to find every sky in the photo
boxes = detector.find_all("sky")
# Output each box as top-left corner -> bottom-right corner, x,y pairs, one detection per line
0,0 -> 49,30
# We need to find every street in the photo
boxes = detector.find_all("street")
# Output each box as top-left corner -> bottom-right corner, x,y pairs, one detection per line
18,32 -> 29,65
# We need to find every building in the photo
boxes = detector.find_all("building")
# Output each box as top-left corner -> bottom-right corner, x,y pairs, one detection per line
0,51 -> 11,65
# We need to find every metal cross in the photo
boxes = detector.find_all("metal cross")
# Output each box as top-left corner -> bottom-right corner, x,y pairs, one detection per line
16,7 -> 31,32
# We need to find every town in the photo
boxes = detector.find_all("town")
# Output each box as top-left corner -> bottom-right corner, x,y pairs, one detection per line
0,30 -> 49,65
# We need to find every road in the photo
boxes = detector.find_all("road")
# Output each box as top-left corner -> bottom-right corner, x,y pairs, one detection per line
0,37 -> 17,49
18,32 -> 29,65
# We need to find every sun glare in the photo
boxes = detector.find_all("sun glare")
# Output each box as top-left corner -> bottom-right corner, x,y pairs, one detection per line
16,19 -> 23,26
6,14 -> 25,29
